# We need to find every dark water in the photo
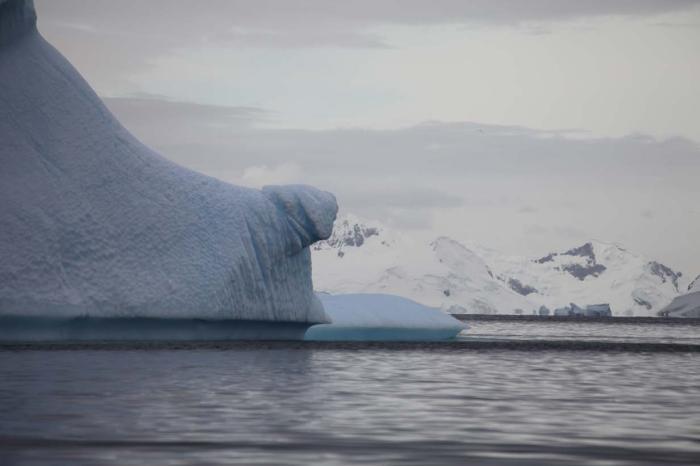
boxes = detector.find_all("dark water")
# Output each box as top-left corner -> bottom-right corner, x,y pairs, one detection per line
1,321 -> 700,465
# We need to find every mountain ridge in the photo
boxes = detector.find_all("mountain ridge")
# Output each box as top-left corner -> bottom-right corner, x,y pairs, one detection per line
313,214 -> 684,316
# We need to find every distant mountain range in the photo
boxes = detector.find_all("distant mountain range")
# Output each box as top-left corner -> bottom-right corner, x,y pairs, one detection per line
312,215 -> 690,316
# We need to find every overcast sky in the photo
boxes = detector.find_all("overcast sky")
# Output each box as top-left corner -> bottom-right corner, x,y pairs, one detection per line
35,1 -> 700,277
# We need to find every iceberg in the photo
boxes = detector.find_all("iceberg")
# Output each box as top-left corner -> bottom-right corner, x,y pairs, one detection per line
305,293 -> 468,341
0,0 -> 337,340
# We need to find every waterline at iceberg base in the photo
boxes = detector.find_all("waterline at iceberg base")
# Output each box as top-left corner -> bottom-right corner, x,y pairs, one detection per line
0,293 -> 468,342
0,317 -> 313,342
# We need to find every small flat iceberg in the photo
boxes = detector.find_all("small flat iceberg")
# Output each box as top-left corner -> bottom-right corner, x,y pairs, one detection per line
305,293 -> 468,341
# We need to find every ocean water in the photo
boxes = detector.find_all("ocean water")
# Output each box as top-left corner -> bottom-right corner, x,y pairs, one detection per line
1,320 -> 699,466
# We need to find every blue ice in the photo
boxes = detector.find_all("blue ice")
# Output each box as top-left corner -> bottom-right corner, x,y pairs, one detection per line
305,293 -> 468,341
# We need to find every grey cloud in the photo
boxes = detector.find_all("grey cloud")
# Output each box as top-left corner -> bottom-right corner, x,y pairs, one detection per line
104,94 -> 700,202
325,186 -> 463,231
524,224 -> 589,240
337,186 -> 464,209
104,96 -> 267,138
101,94 -> 700,271
35,0 -> 700,85
37,1 -> 700,51
518,206 -> 538,214
105,95 -> 700,181
37,1 -> 700,34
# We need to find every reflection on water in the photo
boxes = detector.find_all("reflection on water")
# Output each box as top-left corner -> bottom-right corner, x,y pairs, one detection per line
1,323 -> 699,465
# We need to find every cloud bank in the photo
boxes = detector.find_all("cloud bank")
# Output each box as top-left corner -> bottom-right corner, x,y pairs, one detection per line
103,95 -> 700,275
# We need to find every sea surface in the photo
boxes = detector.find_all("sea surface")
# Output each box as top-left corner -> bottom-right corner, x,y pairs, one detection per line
1,319 -> 699,466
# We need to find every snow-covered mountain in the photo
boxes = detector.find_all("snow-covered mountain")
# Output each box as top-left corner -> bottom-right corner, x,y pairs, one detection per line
688,275 -> 700,292
312,215 -> 532,314
482,241 -> 682,316
313,215 -> 684,316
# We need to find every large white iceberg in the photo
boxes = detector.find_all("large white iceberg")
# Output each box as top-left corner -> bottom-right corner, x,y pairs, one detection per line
305,293 -> 468,341
0,0 -> 337,339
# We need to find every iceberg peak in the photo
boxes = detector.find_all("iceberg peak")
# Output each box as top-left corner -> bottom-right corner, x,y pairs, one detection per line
0,0 -> 36,44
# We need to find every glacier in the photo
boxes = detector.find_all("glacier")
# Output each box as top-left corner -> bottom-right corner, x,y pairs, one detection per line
0,0 -> 337,339
305,293 -> 467,341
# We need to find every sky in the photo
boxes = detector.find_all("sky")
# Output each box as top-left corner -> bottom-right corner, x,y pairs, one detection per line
35,0 -> 700,278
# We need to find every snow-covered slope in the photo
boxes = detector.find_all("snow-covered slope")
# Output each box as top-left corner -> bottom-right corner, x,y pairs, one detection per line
483,241 -> 683,316
0,0 -> 337,325
659,292 -> 700,318
659,274 -> 700,318
313,215 -> 683,316
313,215 -> 534,314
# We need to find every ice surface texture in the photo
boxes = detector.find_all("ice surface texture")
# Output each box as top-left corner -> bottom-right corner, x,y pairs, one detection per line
0,0 -> 35,43
305,294 -> 468,341
0,0 -> 337,324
